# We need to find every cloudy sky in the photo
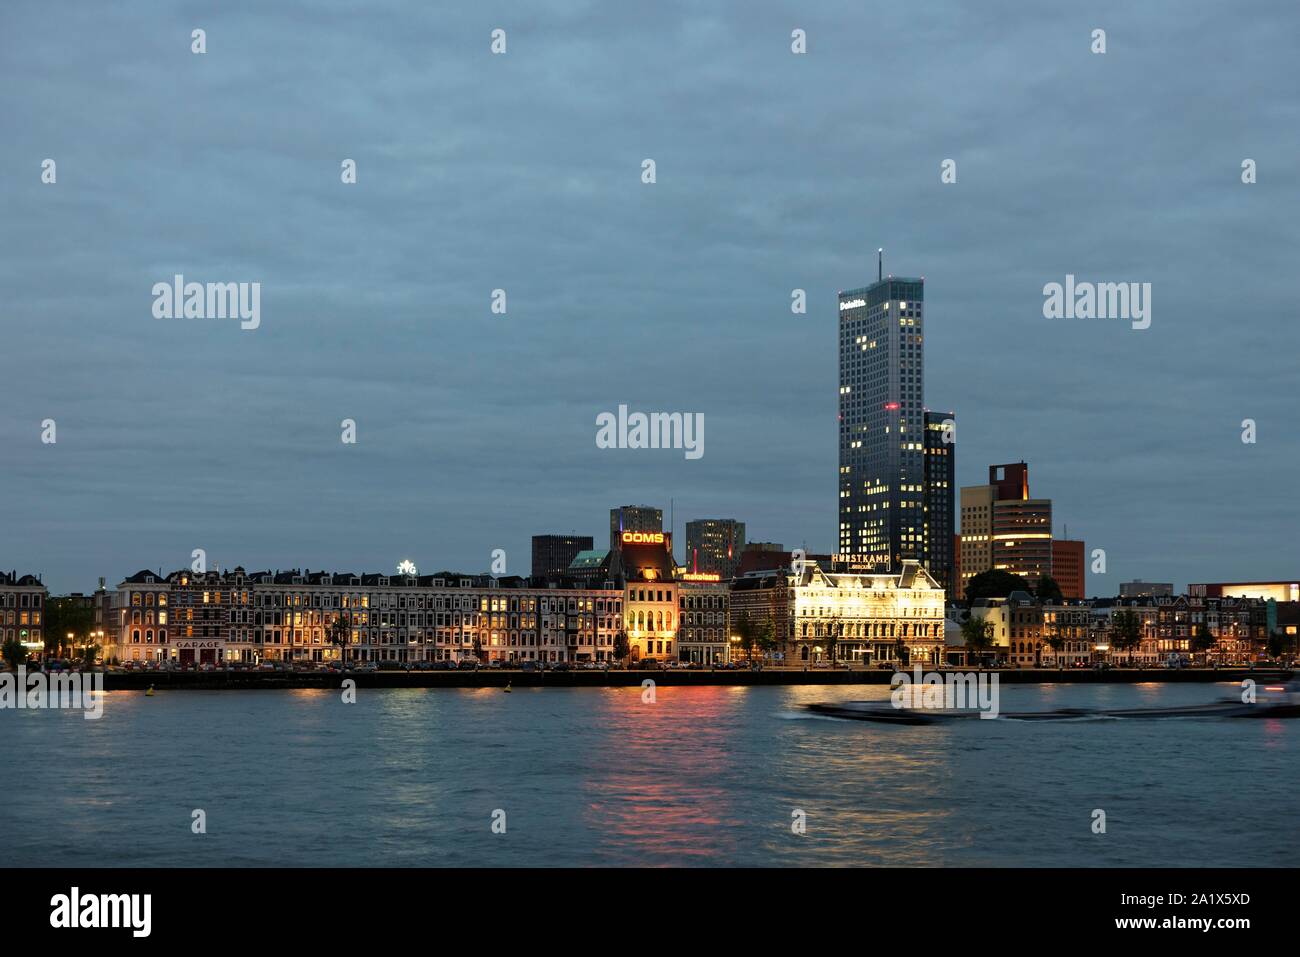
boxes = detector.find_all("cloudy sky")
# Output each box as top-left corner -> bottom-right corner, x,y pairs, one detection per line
3,1 -> 1297,594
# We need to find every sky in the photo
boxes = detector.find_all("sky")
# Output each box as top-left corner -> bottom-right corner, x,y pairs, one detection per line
2,0 -> 1298,595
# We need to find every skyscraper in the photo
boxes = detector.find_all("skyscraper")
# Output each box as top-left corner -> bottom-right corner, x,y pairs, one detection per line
1051,538 -> 1086,599
922,410 -> 955,594
684,518 -> 746,578
531,534 -> 594,579
609,505 -> 663,551
838,268 -> 926,569
959,462 -> 1053,594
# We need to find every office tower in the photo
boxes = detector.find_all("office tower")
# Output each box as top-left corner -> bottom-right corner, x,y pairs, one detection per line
1120,580 -> 1174,598
609,505 -> 663,551
838,265 -> 926,570
1051,538 -> 1086,599
922,410 -> 955,595
684,519 -> 746,579
959,462 -> 1053,595
531,534 -> 594,579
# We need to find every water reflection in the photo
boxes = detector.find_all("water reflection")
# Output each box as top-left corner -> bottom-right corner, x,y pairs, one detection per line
0,683 -> 1293,866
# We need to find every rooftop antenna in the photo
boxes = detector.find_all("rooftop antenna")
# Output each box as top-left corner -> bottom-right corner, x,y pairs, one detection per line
878,248 -> 883,282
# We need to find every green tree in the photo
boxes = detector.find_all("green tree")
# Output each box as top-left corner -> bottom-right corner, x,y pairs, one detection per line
1190,624 -> 1215,665
613,629 -> 630,665
960,615 -> 995,665
964,570 -> 1031,607
43,597 -> 94,656
3,637 -> 27,669
1044,617 -> 1069,667
823,618 -> 842,667
891,635 -> 910,669
1266,630 -> 1295,663
733,612 -> 757,665
1034,575 -> 1064,604
754,619 -> 776,668
327,612 -> 352,664
1109,610 -> 1143,664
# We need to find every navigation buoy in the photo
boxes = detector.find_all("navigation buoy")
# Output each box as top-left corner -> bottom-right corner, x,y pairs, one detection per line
145,685 -> 155,696
503,682 -> 512,693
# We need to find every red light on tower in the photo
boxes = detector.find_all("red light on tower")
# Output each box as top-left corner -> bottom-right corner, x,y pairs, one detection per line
884,402 -> 900,411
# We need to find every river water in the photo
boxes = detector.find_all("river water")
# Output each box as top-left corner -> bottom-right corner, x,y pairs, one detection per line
1,682 -> 1293,866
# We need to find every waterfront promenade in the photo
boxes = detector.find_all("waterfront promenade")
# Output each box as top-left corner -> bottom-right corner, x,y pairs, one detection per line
97,666 -> 1291,691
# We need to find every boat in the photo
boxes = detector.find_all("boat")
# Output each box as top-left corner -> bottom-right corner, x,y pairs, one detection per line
807,679 -> 1300,723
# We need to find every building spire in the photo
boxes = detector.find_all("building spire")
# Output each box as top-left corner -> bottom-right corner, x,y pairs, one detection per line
878,248 -> 883,282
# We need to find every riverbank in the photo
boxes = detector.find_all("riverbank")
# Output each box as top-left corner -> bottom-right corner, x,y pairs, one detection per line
100,666 -> 1291,690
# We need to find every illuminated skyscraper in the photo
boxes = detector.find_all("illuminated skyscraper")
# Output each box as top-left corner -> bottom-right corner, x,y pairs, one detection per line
922,410 -> 955,594
684,518 -> 745,578
838,267 -> 926,570
959,462 -> 1053,595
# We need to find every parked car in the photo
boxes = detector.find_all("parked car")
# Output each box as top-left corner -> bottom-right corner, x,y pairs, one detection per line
520,660 -> 540,673
638,659 -> 660,670
431,660 -> 458,671
456,660 -> 479,671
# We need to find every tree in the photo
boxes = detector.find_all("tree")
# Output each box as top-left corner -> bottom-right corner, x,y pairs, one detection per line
327,612 -> 352,664
1190,624 -> 1215,665
79,643 -> 101,667
733,612 -> 757,665
1044,616 -> 1069,667
892,635 -> 909,669
964,570 -> 1031,607
1034,575 -> 1064,605
754,619 -> 776,668
2,637 -> 27,669
1267,630 -> 1295,663
1109,610 -> 1143,664
471,635 -> 484,663
43,597 -> 94,657
960,615 -> 995,665
823,618 -> 842,667
613,629 -> 630,665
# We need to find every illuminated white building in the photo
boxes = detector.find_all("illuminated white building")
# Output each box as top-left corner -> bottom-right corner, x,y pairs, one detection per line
785,560 -> 945,666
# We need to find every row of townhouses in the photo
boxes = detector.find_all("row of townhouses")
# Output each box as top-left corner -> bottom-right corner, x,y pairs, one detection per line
10,550 -> 1290,669
964,592 -> 1286,666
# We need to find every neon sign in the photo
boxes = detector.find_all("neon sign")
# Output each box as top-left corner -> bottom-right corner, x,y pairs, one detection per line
622,532 -> 665,544
680,573 -> 721,582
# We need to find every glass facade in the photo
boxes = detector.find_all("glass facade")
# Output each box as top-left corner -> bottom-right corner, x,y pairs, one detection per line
838,277 -> 925,568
